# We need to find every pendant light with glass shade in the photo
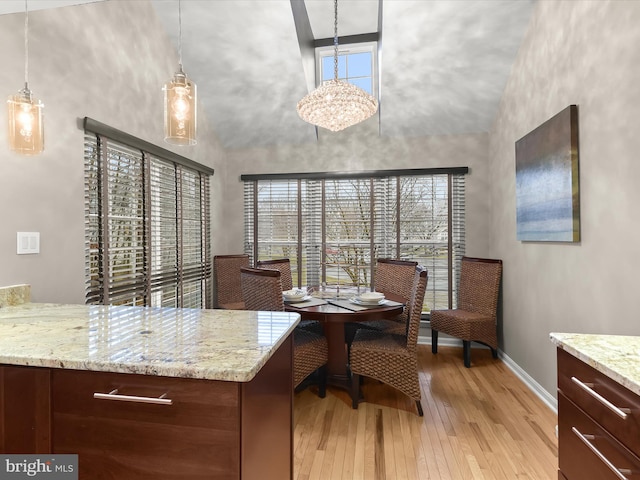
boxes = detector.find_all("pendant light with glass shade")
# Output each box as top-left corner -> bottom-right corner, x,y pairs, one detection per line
7,0 -> 44,155
163,0 -> 197,145
296,0 -> 378,132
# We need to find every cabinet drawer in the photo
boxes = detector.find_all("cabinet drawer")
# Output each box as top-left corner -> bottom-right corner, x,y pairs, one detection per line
52,369 -> 240,479
558,348 -> 640,457
558,392 -> 640,480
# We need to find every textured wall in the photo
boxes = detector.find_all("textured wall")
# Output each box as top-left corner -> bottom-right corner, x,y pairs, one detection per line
0,1 -> 224,303
489,0 -> 640,397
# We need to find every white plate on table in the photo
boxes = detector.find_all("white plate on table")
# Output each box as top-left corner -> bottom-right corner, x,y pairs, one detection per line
283,295 -> 312,304
349,297 -> 389,306
359,291 -> 385,301
282,289 -> 307,301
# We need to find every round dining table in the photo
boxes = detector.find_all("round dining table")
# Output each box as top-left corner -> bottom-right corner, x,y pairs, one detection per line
285,293 -> 405,390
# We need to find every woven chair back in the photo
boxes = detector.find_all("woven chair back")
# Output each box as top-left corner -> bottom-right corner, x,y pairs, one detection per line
214,254 -> 250,307
256,258 -> 293,291
374,258 -> 418,303
406,266 -> 428,351
240,267 -> 285,312
458,257 -> 503,318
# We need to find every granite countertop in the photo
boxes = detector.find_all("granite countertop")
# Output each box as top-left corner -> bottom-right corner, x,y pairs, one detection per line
550,332 -> 640,396
0,303 -> 299,382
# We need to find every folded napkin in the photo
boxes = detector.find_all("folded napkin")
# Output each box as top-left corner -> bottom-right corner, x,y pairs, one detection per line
287,297 -> 328,308
328,298 -> 404,312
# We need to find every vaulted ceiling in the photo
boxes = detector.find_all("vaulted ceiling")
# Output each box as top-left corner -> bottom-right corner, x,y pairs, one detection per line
1,0 -> 536,150
151,0 -> 535,149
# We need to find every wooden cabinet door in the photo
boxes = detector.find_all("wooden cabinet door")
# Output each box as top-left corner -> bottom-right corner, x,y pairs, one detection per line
53,369 -> 240,479
0,365 -> 51,453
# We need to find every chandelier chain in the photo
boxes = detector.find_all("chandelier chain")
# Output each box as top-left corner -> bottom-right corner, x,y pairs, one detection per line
295,0 -> 378,132
333,0 -> 338,81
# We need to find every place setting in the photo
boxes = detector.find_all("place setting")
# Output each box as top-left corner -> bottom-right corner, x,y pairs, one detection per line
328,291 -> 403,311
348,291 -> 388,306
283,288 -> 327,308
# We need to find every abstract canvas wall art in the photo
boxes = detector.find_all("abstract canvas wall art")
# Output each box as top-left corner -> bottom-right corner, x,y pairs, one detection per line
515,105 -> 580,242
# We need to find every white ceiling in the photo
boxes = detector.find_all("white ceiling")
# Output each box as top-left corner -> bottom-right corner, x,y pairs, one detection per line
1,0 -> 537,150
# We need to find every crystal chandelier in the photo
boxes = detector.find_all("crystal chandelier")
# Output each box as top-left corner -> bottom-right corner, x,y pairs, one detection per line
296,0 -> 378,132
7,0 -> 44,155
164,0 -> 197,145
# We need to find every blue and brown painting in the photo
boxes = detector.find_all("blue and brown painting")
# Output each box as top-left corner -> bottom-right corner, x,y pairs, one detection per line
515,105 -> 580,242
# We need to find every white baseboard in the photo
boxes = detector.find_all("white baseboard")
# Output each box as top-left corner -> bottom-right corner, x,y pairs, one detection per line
418,335 -> 558,413
418,336 -> 464,348
498,350 -> 557,413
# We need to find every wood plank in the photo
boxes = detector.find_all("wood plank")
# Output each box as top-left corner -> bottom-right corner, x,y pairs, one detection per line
294,345 -> 558,479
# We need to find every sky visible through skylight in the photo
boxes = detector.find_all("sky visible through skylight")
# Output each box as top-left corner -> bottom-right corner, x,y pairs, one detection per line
321,51 -> 373,94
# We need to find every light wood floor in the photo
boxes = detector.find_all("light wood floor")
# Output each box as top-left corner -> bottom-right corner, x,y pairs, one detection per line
293,345 -> 558,480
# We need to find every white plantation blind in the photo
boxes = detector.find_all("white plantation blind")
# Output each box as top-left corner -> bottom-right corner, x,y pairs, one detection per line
242,168 -> 467,312
177,166 -> 211,309
84,120 -> 213,308
248,179 -> 298,276
396,175 -> 466,312
149,157 -> 178,306
85,139 -> 146,305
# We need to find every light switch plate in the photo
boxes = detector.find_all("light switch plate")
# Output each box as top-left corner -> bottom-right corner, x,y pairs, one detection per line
17,232 -> 40,255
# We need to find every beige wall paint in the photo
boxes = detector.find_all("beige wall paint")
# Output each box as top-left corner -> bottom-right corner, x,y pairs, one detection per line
489,0 -> 640,396
0,1 -> 225,303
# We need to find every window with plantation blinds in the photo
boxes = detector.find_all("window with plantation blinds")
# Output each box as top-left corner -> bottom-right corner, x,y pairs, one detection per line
84,119 -> 213,308
242,168 -> 467,313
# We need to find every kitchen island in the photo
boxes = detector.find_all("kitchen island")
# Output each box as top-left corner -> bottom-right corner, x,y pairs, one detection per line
0,302 -> 300,479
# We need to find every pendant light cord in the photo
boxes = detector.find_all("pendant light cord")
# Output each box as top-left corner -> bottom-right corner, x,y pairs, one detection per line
333,0 -> 338,81
178,0 -> 183,69
24,0 -> 29,88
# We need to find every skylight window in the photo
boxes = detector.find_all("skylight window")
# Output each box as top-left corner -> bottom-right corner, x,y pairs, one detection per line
317,42 -> 377,97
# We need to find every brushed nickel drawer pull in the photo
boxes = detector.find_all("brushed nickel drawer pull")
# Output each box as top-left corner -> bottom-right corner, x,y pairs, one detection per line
93,389 -> 173,405
572,427 -> 632,480
571,376 -> 630,419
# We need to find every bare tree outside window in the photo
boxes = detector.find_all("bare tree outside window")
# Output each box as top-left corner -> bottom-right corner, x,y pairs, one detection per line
243,170 -> 466,313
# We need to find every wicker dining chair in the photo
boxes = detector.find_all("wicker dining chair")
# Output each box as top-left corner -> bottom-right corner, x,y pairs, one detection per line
240,266 -> 286,312
240,267 -> 327,396
430,257 -> 503,368
347,258 -> 419,340
256,258 -> 293,291
257,258 -> 322,334
214,254 -> 250,309
349,266 -> 428,416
